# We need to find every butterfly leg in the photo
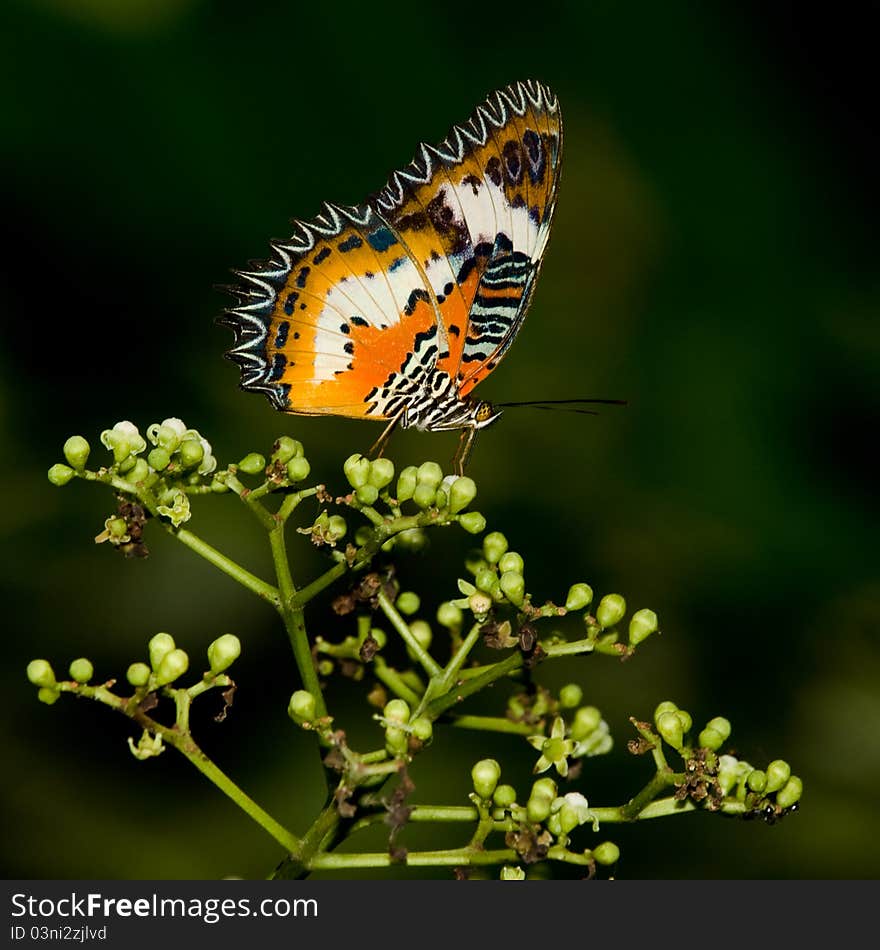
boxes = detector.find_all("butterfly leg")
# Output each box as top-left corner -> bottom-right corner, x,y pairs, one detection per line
369,413 -> 403,461
452,427 -> 478,476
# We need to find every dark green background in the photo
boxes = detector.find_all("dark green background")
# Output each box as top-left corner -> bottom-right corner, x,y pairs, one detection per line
2,0 -> 877,879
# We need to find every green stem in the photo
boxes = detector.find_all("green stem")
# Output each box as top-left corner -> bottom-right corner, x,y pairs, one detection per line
291,561 -> 348,608
373,658 -> 422,708
174,528 -> 280,606
308,848 -> 518,870
448,714 -> 534,736
427,651 -> 523,718
377,590 -> 442,678
442,621 -> 484,688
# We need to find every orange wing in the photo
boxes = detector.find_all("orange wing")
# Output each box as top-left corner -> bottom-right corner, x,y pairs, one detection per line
221,80 -> 561,418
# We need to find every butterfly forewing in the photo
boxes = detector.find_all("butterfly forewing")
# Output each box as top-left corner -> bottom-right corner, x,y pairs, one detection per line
221,79 -> 562,422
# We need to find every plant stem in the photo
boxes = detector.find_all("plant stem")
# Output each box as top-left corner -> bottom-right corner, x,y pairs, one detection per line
447,715 -> 535,736
377,590 -> 442,678
174,528 -> 280,606
373,658 -> 422,708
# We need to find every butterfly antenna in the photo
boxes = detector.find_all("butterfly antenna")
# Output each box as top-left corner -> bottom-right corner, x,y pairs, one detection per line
497,398 -> 628,414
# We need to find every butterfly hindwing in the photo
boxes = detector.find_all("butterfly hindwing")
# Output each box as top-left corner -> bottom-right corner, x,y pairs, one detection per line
221,79 -> 562,420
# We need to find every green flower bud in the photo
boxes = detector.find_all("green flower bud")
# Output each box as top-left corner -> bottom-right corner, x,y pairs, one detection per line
465,551 -> 488,575
395,527 -> 427,552
459,511 -> 486,535
592,841 -> 620,866
396,591 -> 420,616
468,591 -> 493,615
676,710 -> 692,734
326,515 -> 347,541
155,648 -> 189,686
235,452 -> 263,475
471,758 -> 502,799
546,811 -> 563,836
410,717 -> 433,742
367,627 -> 388,650
765,760 -> 791,794
434,488 -> 448,509
417,461 -> 443,488
775,775 -> 803,808
526,777 -> 557,823
178,440 -> 205,469
356,483 -> 379,506
148,447 -> 171,471
288,689 -> 317,724
628,608 -> 658,645
493,784 -> 517,808
412,482 -> 437,509
272,436 -> 303,463
385,725 -> 409,757
499,571 -> 525,606
559,684 -> 583,709
500,866 -> 525,880
48,463 -> 75,486
27,659 -> 56,689
38,686 -> 60,705
482,531 -> 508,565
105,517 -> 128,541
497,551 -> 524,575
368,457 -> 395,489
317,658 -> 334,677
343,453 -> 371,489
656,710 -> 684,750
149,422 -> 183,452
211,477 -> 230,493
448,475 -> 477,513
532,777 -> 557,799
747,770 -> 767,792
717,755 -> 749,796
127,458 -> 150,484
571,705 -> 602,740
396,466 -> 418,501
148,632 -> 176,672
653,700 -> 679,725
558,792 -> 592,834
68,658 -> 93,683
126,662 -> 151,687
698,716 -> 731,750
384,699 -> 411,725
354,526 -> 372,546
63,436 -> 90,470
596,593 -> 626,629
565,583 -> 594,611
286,456 -> 311,482
408,620 -> 433,653
475,568 -> 498,594
207,634 -> 241,674
101,421 -> 145,463
437,601 -> 463,628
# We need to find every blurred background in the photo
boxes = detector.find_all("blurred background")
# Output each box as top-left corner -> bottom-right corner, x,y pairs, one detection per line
2,0 -> 877,879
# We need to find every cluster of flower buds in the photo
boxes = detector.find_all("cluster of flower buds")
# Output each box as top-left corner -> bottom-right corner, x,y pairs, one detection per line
238,435 -> 312,485
566,584 -> 660,650
373,699 -> 433,756
451,531 -> 528,616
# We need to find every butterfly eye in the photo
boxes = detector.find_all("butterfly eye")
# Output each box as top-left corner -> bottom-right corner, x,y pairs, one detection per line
475,402 -> 497,424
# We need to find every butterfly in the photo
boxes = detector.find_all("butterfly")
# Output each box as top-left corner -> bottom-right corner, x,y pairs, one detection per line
220,79 -> 562,473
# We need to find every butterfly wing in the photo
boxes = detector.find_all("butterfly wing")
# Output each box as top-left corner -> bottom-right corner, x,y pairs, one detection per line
372,79 -> 562,398
221,80 -> 561,418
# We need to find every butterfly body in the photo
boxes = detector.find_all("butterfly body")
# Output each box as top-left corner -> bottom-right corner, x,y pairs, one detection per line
221,79 -> 562,469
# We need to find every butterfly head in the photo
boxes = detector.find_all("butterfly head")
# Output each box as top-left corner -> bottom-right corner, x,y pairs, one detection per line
471,400 -> 503,430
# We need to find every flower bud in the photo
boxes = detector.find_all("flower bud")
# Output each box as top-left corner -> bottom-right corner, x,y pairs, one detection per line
459,511 -> 486,535
675,709 -> 692,734
592,841 -> 620,866
468,591 -> 493,615
396,591 -> 420,616
272,436 -> 303,463
412,482 -> 436,509
177,440 -> 205,469
448,476 -> 477,513
559,684 -> 583,709
493,784 -> 517,808
471,758 -> 502,799
356,483 -> 379,506
207,634 -> 241,674
500,866 -> 525,880
499,571 -> 525,607
656,710 -> 684,750
235,452 -> 263,475
396,466 -> 418,501
384,699 -> 411,725
148,633 -> 176,671
410,717 -> 433,743
417,461 -> 443,488
436,601 -> 463,628
368,457 -> 395,489
126,662 -> 151,687
775,775 -> 803,808
698,716 -> 731,751
475,568 -> 498,594
63,436 -> 90,470
746,770 -> 767,792
288,689 -> 317,724
148,447 -> 171,471
326,515 -> 347,541
565,583 -> 594,611
596,593 -> 626,629
628,608 -> 658,645
68,658 -> 94,683
482,531 -> 508,565
38,687 -> 60,705
571,705 -> 602,740
48,463 -> 75,486
286,456 -> 311,482
653,700 -> 679,725
27,659 -> 56,689
155,648 -> 189,686
407,620 -> 433,655
385,726 -> 409,757
343,453 -> 371,489
127,458 -> 150,484
764,759 -> 791,794
526,777 -> 557,822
